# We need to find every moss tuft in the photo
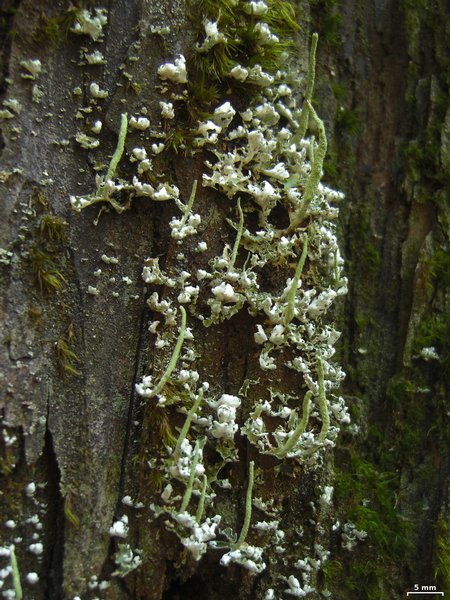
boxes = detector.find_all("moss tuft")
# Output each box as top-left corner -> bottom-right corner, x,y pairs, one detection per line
39,214 -> 68,244
184,0 -> 300,116
326,451 -> 413,598
434,517 -> 450,593
309,0 -> 343,49
55,329 -> 81,377
37,9 -> 78,44
30,246 -> 66,293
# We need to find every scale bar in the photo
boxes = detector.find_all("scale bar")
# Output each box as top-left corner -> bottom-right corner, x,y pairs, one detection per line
406,593 -> 444,596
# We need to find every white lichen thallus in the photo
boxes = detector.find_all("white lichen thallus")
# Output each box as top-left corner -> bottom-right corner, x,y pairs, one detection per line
69,3 -> 348,589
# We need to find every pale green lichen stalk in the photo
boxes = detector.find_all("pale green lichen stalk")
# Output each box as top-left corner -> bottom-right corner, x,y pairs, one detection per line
10,545 -> 23,600
105,112 -> 128,182
275,391 -> 312,459
180,437 -> 205,512
234,461 -> 255,549
136,305 -> 187,400
195,475 -> 208,523
230,198 -> 245,269
296,32 -> 318,139
173,387 -> 204,460
289,101 -> 328,231
71,112 -> 130,214
302,101 -> 328,207
317,359 -> 330,442
179,180 -> 198,228
283,233 -> 309,325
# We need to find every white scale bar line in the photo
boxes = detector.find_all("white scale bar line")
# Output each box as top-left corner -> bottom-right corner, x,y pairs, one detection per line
406,593 -> 444,596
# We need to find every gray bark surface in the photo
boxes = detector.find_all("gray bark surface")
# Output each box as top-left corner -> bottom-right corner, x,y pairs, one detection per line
0,1 -> 448,599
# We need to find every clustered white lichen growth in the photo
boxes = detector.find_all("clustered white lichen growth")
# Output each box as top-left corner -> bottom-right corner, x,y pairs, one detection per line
0,482 -> 44,599
65,2 -> 364,597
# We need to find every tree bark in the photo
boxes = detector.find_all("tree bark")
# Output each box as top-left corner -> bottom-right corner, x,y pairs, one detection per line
0,1 -> 448,599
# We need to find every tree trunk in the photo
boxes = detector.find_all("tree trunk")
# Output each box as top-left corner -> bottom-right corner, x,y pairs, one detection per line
0,1 -> 448,599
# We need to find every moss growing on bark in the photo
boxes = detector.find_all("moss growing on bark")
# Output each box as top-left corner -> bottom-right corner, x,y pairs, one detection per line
308,0 -> 343,49
323,449 -> 412,599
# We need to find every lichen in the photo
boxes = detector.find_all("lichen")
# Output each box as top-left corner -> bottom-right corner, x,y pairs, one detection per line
64,1 -> 351,595
71,48 -> 345,600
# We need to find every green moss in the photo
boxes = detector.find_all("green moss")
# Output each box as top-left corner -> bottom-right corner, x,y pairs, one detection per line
337,453 -> 412,555
28,305 -> 43,322
0,7 -> 18,44
318,1 -> 449,597
0,438 -> 18,476
165,128 -> 196,154
30,246 -> 66,293
320,558 -> 343,583
413,311 -> 450,366
335,107 -> 362,138
384,374 -> 435,464
354,313 -> 373,331
326,451 -> 413,598
39,214 -> 68,244
348,561 -> 394,600
64,493 -> 81,529
323,146 -> 338,180
309,0 -> 343,48
434,517 -> 450,594
401,0 -> 450,207
185,79 -> 220,121
428,249 -> 450,288
180,0 -> 300,122
37,9 -> 78,44
147,406 -> 177,449
26,197 -> 69,295
410,248 -> 450,369
403,139 -> 445,195
324,82 -> 362,186
55,330 -> 81,378
362,243 -> 381,273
